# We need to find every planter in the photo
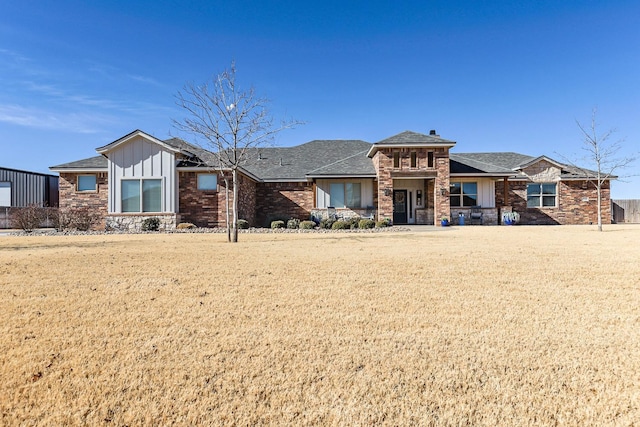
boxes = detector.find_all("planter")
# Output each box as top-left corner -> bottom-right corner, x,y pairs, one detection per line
441,219 -> 449,227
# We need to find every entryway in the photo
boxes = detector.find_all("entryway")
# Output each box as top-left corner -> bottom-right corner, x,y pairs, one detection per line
393,190 -> 407,224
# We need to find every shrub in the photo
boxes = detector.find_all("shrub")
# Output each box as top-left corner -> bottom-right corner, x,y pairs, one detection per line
55,207 -> 101,231
177,222 -> 196,230
376,218 -> 393,228
299,220 -> 316,230
11,204 -> 45,232
358,219 -> 375,229
237,219 -> 249,229
319,218 -> 335,229
271,220 -> 285,229
331,220 -> 350,230
141,217 -> 160,232
286,218 -> 300,229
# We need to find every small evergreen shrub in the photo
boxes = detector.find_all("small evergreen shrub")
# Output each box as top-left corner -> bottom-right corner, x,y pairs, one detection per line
319,218 -> 335,229
299,220 -> 316,230
376,218 -> 392,228
141,217 -> 160,231
331,220 -> 350,230
177,222 -> 196,230
271,220 -> 285,229
237,219 -> 249,229
286,218 -> 300,229
358,219 -> 375,229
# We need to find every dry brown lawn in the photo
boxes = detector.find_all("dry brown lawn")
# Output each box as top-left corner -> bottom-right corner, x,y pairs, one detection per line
1,225 -> 639,425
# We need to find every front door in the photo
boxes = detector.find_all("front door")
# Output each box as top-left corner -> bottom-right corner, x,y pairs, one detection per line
393,190 -> 408,224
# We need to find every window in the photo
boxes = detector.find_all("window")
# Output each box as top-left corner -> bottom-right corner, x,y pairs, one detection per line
197,174 -> 217,191
527,183 -> 556,207
330,182 -> 361,208
450,182 -> 478,207
393,152 -> 400,168
428,152 -> 434,168
410,152 -> 417,168
77,175 -> 97,192
0,182 -> 10,207
121,179 -> 162,213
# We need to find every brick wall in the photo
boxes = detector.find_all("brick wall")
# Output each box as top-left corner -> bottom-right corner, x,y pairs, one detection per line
59,173 -> 108,230
178,171 -> 225,227
496,180 -> 611,225
255,181 -> 314,227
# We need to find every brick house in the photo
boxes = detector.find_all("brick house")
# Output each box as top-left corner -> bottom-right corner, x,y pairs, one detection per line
49,129 -> 611,230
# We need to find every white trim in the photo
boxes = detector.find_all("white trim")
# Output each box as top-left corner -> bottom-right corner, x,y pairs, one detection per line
97,130 -> 182,155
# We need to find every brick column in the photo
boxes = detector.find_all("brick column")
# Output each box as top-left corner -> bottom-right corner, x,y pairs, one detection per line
434,150 -> 450,226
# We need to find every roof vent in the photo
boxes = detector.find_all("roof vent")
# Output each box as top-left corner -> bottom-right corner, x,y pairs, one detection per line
429,129 -> 437,136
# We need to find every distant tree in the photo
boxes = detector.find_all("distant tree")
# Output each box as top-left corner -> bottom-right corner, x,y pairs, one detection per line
174,62 -> 302,242
560,109 -> 636,231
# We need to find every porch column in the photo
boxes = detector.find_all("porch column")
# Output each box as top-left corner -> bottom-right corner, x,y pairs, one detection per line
503,177 -> 510,206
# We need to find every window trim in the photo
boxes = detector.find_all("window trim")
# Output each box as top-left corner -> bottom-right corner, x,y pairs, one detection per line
77,174 -> 97,192
329,181 -> 362,208
527,182 -> 557,208
197,173 -> 218,191
120,178 -> 163,213
449,181 -> 478,207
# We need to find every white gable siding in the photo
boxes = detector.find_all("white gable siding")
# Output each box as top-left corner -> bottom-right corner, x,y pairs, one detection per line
316,179 -> 374,208
107,136 -> 177,213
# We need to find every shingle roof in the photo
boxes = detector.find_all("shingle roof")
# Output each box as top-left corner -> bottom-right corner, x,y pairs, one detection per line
450,152 -> 534,174
241,140 -> 375,180
376,130 -> 456,145
50,155 -> 107,170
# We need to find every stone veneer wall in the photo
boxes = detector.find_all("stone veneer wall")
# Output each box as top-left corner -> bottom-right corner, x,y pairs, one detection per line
255,182 -> 314,227
433,149 -> 450,225
106,214 -> 178,231
59,172 -> 108,230
496,180 -> 611,225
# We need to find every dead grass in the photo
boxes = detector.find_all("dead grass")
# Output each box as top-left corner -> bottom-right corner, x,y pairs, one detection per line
1,225 -> 639,425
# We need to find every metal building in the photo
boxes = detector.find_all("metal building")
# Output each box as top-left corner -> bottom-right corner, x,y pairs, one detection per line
0,167 -> 59,228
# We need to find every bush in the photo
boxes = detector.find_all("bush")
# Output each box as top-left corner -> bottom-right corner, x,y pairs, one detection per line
237,219 -> 249,229
141,217 -> 161,231
319,218 -> 335,229
358,219 -> 375,229
299,220 -> 316,230
177,222 -> 196,230
331,220 -> 350,230
376,218 -> 393,228
271,220 -> 285,229
11,204 -> 45,232
286,218 -> 300,229
55,207 -> 101,231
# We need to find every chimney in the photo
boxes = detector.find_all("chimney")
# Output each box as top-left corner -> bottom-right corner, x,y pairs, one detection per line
429,129 -> 437,136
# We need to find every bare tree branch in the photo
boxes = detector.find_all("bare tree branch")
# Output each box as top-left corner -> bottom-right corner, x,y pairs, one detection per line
556,108 -> 637,231
172,62 -> 304,242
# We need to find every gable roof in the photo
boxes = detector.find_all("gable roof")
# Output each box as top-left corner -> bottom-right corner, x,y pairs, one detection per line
367,130 -> 456,157
450,152 -> 534,175
96,129 -> 187,155
49,155 -> 108,171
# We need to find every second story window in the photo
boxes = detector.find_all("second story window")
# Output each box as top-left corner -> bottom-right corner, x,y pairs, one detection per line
410,152 -> 417,168
393,152 -> 400,168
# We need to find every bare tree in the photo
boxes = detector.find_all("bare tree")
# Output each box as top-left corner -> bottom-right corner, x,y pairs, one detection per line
174,63 -> 302,242
560,108 -> 636,231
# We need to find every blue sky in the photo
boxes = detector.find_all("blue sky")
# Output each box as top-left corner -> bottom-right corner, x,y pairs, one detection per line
1,0 -> 638,197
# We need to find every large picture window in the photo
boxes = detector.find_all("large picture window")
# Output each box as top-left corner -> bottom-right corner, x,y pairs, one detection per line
450,182 -> 477,207
122,179 -> 162,213
527,183 -> 556,207
77,175 -> 97,192
329,182 -> 361,208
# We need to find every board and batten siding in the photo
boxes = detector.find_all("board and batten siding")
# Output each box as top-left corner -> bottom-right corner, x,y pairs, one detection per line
449,177 -> 496,207
106,136 -> 177,213
315,178 -> 374,208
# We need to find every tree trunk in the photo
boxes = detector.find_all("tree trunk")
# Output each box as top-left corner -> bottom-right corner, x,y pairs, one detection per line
597,182 -> 603,232
224,176 -> 231,242
232,168 -> 239,243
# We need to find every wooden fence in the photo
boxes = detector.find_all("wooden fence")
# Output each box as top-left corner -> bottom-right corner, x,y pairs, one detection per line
612,200 -> 640,224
